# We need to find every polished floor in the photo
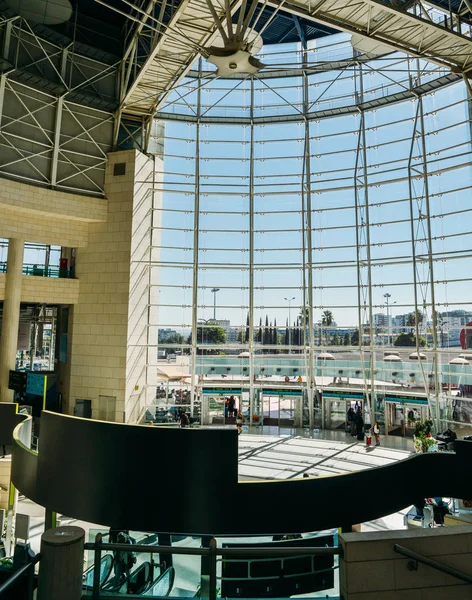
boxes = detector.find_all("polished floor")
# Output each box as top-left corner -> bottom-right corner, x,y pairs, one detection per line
238,430 -> 412,481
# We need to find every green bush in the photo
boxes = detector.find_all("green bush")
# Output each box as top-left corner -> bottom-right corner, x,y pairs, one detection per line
393,333 -> 426,347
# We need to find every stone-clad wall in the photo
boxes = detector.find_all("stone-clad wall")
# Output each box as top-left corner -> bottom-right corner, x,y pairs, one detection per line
0,274 -> 80,305
340,525 -> 472,598
68,150 -> 158,423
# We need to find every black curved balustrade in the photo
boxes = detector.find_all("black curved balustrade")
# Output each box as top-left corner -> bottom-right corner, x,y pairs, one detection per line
10,411 -> 472,535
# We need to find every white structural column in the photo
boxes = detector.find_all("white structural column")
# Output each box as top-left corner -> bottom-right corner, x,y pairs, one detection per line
0,238 -> 24,402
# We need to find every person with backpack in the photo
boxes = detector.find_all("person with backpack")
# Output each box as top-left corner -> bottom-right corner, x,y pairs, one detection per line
113,530 -> 137,583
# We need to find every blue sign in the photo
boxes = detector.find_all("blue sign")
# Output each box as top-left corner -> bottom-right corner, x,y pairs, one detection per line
261,388 -> 302,396
323,392 -> 364,399
26,373 -> 47,397
385,396 -> 428,405
202,389 -> 242,395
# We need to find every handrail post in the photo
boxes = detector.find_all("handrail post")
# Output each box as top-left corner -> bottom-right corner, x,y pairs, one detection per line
92,532 -> 102,600
209,537 -> 217,600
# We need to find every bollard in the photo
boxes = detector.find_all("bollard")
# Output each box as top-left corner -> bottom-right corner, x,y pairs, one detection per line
37,526 -> 85,600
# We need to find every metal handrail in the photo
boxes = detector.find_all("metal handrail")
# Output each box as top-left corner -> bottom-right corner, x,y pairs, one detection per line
0,553 -> 40,597
394,544 -> 472,584
0,262 -> 73,278
83,541 -> 340,557
84,535 -> 340,600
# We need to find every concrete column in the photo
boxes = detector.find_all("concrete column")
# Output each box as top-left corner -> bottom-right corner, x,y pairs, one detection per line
0,238 -> 24,403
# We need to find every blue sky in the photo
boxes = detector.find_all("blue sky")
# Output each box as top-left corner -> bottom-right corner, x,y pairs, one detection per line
155,34 -> 472,335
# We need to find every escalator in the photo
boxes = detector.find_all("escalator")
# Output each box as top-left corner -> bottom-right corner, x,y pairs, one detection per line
144,567 -> 175,596
84,557 -> 175,597
82,554 -> 114,591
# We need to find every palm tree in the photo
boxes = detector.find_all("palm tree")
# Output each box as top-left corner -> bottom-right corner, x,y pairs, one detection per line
321,310 -> 334,345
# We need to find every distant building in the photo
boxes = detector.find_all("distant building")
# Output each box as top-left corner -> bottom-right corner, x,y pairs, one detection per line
441,311 -> 472,346
372,313 -> 387,327
158,328 -> 178,342
212,320 -> 239,343
392,314 -> 409,333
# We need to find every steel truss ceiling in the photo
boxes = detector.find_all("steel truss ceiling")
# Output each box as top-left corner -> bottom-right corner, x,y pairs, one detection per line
115,0 -> 241,147
115,0 -> 472,134
273,0 -> 472,71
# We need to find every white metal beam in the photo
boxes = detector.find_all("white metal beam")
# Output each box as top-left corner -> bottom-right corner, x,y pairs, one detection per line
118,0 -> 242,119
271,0 -> 472,72
112,0 -> 472,131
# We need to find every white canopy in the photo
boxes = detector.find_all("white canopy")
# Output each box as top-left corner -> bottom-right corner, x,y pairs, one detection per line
238,351 -> 250,357
317,352 -> 335,360
384,354 -> 403,362
449,357 -> 470,365
156,366 -> 191,381
409,352 -> 427,360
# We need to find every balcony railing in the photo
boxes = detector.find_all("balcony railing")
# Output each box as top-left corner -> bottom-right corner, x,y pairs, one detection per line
0,263 -> 73,278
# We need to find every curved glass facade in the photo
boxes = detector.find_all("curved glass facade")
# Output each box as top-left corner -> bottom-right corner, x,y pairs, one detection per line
150,35 -> 472,430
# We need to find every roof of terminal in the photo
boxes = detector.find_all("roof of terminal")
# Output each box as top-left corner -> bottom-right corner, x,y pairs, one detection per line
0,0 -> 469,59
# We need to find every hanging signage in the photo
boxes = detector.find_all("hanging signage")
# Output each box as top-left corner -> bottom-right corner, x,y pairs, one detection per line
8,370 -> 27,393
202,388 -> 242,395
385,395 -> 428,405
261,388 -> 302,396
323,391 -> 364,400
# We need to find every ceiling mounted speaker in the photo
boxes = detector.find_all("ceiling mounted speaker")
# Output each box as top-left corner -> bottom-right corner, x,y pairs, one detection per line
207,50 -> 263,78
5,0 -> 73,25
204,0 -> 265,77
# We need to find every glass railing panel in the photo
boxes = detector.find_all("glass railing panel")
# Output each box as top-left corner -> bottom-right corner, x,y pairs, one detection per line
82,532 -> 340,599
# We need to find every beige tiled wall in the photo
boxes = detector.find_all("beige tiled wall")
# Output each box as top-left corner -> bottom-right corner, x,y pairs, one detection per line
0,153 -> 159,422
1,205 -> 91,248
68,150 -> 158,423
0,179 -> 107,248
0,275 -> 79,305
340,525 -> 472,598
0,178 -> 107,222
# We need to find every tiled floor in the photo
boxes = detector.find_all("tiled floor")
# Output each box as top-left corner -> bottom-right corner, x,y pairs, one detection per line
238,427 -> 412,481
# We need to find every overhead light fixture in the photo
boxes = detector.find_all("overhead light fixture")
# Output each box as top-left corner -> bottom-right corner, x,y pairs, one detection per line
204,0 -> 265,77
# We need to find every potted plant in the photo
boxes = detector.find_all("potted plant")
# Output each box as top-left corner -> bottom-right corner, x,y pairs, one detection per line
413,419 -> 437,453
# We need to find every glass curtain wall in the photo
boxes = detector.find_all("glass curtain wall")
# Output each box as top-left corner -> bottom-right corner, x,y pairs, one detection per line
150,34 -> 472,430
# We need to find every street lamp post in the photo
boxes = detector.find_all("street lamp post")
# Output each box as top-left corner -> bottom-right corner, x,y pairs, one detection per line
211,288 -> 220,322
383,293 -> 396,346
284,297 -> 295,353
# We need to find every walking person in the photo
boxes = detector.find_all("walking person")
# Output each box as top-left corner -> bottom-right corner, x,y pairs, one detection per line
356,410 -> 364,441
228,395 -> 236,418
236,407 -> 244,435
351,409 -> 358,437
347,407 -> 354,434
372,420 -> 381,446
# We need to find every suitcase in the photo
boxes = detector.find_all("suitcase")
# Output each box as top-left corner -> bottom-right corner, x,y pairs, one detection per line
365,434 -> 372,447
